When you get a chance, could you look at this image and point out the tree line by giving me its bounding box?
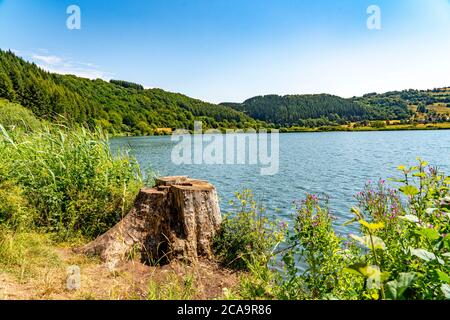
[2,49,447,133]
[0,50,259,135]
[223,93,412,127]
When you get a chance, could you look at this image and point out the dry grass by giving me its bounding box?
[0,231,239,300]
[427,103,450,115]
[409,103,450,118]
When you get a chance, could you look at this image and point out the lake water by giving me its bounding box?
[110,130,450,234]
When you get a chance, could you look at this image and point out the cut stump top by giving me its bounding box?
[153,176,216,191]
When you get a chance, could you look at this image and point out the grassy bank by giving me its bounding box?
[1,100,449,300]
[0,101,238,300]
[280,122,450,133]
[108,121,450,137]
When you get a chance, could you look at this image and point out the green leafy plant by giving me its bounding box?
[0,123,143,239]
[213,190,284,271]
[227,159,449,300]
[279,195,364,300]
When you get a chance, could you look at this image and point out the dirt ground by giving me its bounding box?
[0,248,239,300]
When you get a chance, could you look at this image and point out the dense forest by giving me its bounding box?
[1,49,449,133]
[222,93,413,127]
[0,50,259,135]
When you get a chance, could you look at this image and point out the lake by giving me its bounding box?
[110,130,450,234]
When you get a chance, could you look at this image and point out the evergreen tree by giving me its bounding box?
[0,70,15,101]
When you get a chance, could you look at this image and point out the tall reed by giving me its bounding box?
[0,123,143,239]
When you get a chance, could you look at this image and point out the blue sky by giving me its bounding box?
[0,0,449,103]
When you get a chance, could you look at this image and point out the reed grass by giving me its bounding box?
[0,115,143,239]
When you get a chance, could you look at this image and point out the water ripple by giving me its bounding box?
[111,131,450,233]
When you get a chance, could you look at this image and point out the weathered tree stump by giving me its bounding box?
[77,176,222,269]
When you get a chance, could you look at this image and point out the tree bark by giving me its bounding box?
[76,176,222,269]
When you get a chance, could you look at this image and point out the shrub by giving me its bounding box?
[0,124,143,239]
[279,195,364,299]
[0,181,36,229]
[213,190,284,271]
[226,159,450,300]
[371,121,387,128]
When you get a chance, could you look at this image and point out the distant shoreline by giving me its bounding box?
[280,123,450,133]
[109,122,450,138]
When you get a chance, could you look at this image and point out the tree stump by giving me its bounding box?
[77,176,222,269]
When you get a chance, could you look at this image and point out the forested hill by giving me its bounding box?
[222,93,412,127]
[354,88,450,118]
[1,49,447,133]
[0,50,259,135]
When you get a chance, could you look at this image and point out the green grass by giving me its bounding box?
[0,103,144,240]
[0,228,62,281]
[147,274,196,300]
[0,99,43,132]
